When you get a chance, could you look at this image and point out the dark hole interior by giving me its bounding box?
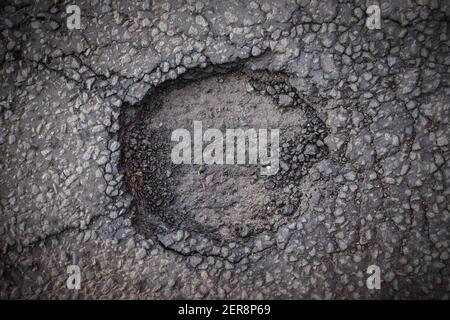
[119,68,329,255]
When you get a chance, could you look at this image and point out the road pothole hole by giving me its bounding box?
[119,67,329,261]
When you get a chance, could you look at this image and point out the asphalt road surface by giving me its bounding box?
[0,0,449,299]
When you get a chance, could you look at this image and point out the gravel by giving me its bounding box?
[0,0,448,300]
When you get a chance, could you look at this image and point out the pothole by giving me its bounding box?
[119,68,329,262]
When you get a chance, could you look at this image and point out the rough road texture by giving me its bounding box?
[0,0,449,299]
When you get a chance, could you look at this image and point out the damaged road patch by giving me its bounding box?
[120,69,329,262]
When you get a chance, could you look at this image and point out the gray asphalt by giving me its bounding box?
[0,0,449,299]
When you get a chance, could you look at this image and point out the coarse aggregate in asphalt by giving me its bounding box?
[0,0,449,299]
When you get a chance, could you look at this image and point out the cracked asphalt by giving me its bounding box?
[0,0,449,299]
